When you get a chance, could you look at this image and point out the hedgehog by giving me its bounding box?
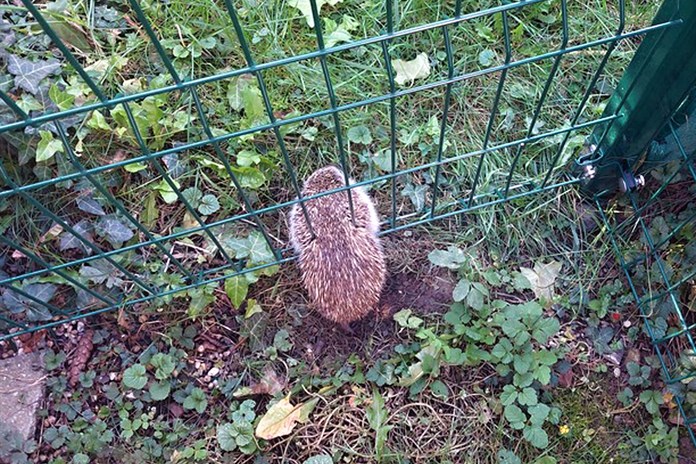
[288,165,387,333]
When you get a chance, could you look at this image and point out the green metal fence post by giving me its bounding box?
[582,0,696,197]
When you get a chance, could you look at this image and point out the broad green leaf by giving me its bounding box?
[236,149,261,167]
[513,353,532,374]
[532,317,560,344]
[153,179,180,204]
[500,385,518,406]
[149,381,171,401]
[124,162,147,173]
[288,0,343,28]
[428,246,467,269]
[183,387,208,413]
[498,449,522,464]
[523,426,549,448]
[150,353,176,380]
[36,130,64,162]
[392,52,431,86]
[255,396,305,440]
[231,166,266,189]
[347,125,372,145]
[217,423,238,451]
[198,194,220,215]
[122,364,147,390]
[182,187,203,207]
[503,404,526,429]
[528,403,550,426]
[517,387,538,406]
[452,278,471,302]
[393,309,423,329]
[225,275,249,309]
[430,380,449,399]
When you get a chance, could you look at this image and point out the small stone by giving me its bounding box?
[207,367,220,378]
[623,320,631,328]
[613,367,621,378]
[0,351,46,441]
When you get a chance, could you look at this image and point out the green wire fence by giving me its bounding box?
[591,0,696,446]
[0,5,693,427]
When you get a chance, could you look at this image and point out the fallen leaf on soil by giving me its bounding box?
[519,261,562,301]
[234,366,286,398]
[255,395,310,440]
[392,53,431,87]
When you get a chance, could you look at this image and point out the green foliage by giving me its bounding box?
[183,388,208,414]
[122,364,147,390]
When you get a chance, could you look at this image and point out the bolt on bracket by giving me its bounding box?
[618,170,645,193]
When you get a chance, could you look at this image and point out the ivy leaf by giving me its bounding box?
[288,0,343,28]
[401,183,427,210]
[122,364,148,390]
[36,130,64,162]
[59,219,93,253]
[95,215,134,247]
[198,194,220,215]
[255,395,306,440]
[347,125,372,145]
[246,231,275,265]
[391,53,431,86]
[49,84,75,111]
[86,110,111,131]
[2,283,56,321]
[523,426,549,448]
[149,381,171,401]
[225,275,249,309]
[183,387,208,413]
[7,55,61,94]
[76,195,106,216]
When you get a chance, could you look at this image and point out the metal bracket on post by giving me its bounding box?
[618,170,645,193]
[581,0,696,198]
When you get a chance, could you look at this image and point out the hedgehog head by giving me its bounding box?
[302,165,347,195]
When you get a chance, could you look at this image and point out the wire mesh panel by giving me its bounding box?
[598,104,696,445]
[0,0,680,339]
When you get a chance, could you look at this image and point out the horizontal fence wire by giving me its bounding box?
[0,0,680,339]
[598,110,696,441]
